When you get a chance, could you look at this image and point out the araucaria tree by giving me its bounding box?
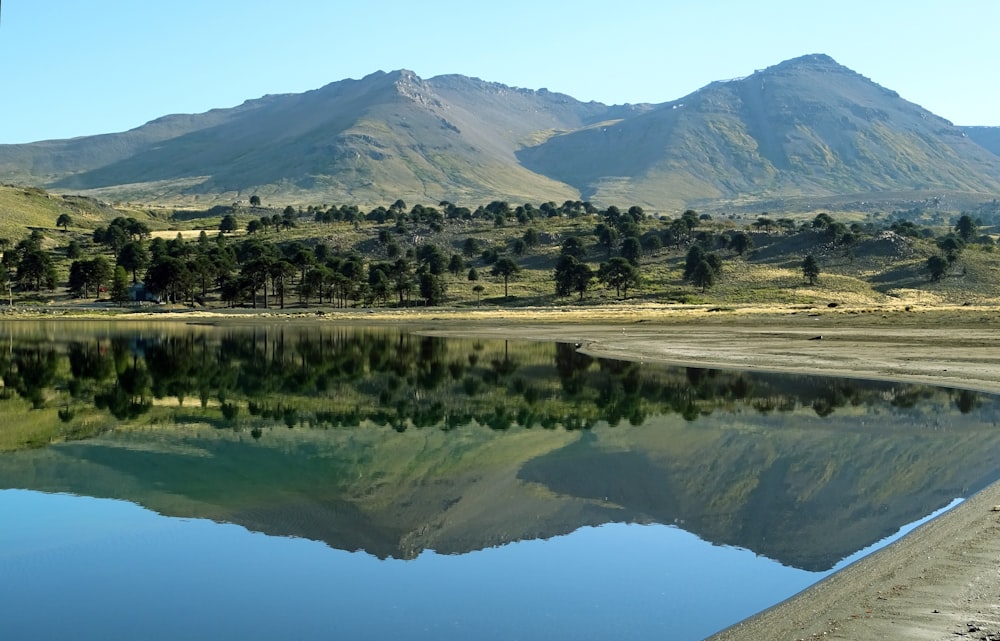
[728,231,753,256]
[926,255,948,282]
[491,257,520,298]
[554,255,594,301]
[598,257,640,299]
[691,260,715,293]
[683,245,706,281]
[802,255,820,285]
[954,215,977,242]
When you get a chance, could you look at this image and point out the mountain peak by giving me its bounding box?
[785,53,839,66]
[761,53,847,75]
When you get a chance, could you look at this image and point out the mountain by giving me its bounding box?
[964,126,1000,157]
[518,54,1000,208]
[0,70,639,206]
[1,55,999,209]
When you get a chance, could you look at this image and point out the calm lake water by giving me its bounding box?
[1,321,998,641]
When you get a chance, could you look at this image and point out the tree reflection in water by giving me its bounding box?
[0,322,998,573]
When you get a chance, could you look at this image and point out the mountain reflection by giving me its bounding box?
[0,321,999,571]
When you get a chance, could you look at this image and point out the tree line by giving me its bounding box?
[0,200,993,308]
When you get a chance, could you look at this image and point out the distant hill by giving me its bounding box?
[964,126,1000,157]
[1,55,999,210]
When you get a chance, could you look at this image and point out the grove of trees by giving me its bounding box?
[0,199,991,311]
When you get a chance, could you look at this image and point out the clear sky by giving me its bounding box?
[0,0,996,144]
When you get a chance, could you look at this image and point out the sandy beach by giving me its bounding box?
[8,304,1000,639]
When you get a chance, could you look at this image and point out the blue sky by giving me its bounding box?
[0,0,996,144]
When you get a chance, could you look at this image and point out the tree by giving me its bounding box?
[16,247,57,291]
[812,213,834,229]
[89,256,111,299]
[0,268,9,305]
[462,237,481,258]
[389,258,414,305]
[728,232,753,256]
[95,223,129,257]
[955,215,977,242]
[937,235,964,264]
[705,252,723,276]
[146,256,190,304]
[68,261,92,298]
[110,266,130,306]
[220,214,239,234]
[282,207,297,230]
[754,216,773,233]
[419,271,446,306]
[480,247,499,265]
[595,223,619,258]
[249,195,261,207]
[598,257,640,298]
[288,244,316,283]
[472,284,485,307]
[117,241,150,283]
[620,236,642,266]
[491,257,520,298]
[265,260,293,309]
[554,255,593,300]
[683,245,705,281]
[415,244,447,276]
[926,255,949,282]
[560,236,587,260]
[691,260,715,293]
[56,213,73,231]
[802,255,820,285]
[681,209,700,232]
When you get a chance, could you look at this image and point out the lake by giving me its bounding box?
[0,321,998,641]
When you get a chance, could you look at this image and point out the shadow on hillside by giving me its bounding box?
[868,264,928,291]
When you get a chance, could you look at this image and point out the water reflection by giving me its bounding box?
[0,322,988,434]
[0,321,999,639]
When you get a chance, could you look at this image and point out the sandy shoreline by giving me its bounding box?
[5,305,1000,639]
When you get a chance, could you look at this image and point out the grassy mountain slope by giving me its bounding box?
[6,71,621,206]
[1,55,998,210]
[0,184,159,240]
[517,54,1000,209]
